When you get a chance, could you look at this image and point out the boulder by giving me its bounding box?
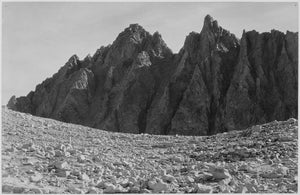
[209,166,232,180]
[53,161,69,170]
[12,187,26,193]
[195,183,213,193]
[30,173,43,182]
[77,155,86,163]
[68,186,83,194]
[56,170,70,177]
[2,184,14,193]
[148,179,169,193]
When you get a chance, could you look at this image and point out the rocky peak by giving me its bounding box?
[148,31,173,58]
[183,31,201,53]
[114,23,150,46]
[67,54,79,65]
[200,15,239,51]
[152,31,165,46]
[7,95,17,110]
[127,23,145,33]
[84,54,92,61]
[201,14,220,34]
[153,31,162,39]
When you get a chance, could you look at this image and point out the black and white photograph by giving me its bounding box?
[1,1,298,194]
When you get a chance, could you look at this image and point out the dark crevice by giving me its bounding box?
[114,110,120,132]
[207,97,217,135]
[162,59,197,135]
[138,88,157,134]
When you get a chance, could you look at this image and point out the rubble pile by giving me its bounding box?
[2,109,298,193]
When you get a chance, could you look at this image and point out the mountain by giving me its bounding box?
[7,15,298,136]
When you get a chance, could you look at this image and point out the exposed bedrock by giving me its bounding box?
[8,15,298,135]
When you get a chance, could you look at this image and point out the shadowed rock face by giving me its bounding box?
[8,15,298,135]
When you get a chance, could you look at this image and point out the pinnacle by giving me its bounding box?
[202,14,219,33]
[115,23,150,43]
[67,54,79,63]
[126,23,146,34]
[204,14,214,24]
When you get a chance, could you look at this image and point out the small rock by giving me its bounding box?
[56,170,70,177]
[68,149,77,155]
[53,161,69,170]
[37,149,46,156]
[78,172,90,181]
[209,166,231,180]
[6,147,15,153]
[71,170,81,176]
[77,155,86,163]
[277,166,289,176]
[30,173,43,182]
[269,120,279,125]
[2,184,14,192]
[78,148,86,153]
[87,187,99,194]
[162,174,176,183]
[186,176,195,183]
[235,185,248,193]
[22,157,35,165]
[96,180,106,189]
[22,142,34,149]
[41,189,50,194]
[45,146,54,152]
[67,174,78,180]
[252,125,262,131]
[26,169,35,175]
[92,156,101,162]
[114,184,126,193]
[65,143,73,150]
[247,183,259,193]
[129,185,140,193]
[148,179,169,193]
[287,118,297,123]
[63,151,70,157]
[47,150,55,157]
[260,172,281,179]
[56,144,66,152]
[172,156,183,163]
[218,180,234,192]
[202,172,214,180]
[54,150,64,157]
[103,183,116,193]
[13,186,26,193]
[29,188,43,194]
[140,188,151,193]
[195,183,213,193]
[278,136,294,142]
[68,186,83,194]
[28,145,37,152]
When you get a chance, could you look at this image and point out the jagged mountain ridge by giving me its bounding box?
[8,15,298,135]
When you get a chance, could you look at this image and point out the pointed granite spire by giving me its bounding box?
[201,14,220,34]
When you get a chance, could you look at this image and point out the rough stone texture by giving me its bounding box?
[7,15,298,135]
[2,109,298,193]
[224,29,298,131]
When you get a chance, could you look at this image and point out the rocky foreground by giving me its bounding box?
[2,108,298,193]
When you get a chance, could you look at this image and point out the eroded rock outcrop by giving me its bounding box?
[8,15,298,135]
[224,30,298,131]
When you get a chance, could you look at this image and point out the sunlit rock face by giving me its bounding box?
[8,15,298,135]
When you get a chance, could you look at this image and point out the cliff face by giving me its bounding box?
[224,30,298,131]
[8,15,298,135]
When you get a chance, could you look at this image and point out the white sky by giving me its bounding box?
[1,2,298,105]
